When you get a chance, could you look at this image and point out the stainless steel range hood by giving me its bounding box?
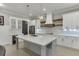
[45,13,53,24]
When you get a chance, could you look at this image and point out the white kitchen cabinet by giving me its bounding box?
[18,20,22,30]
[10,17,22,35]
[17,20,22,34]
[11,19,16,30]
[63,36,73,47]
[56,35,63,46]
[57,36,72,47]
[57,35,79,49]
[71,37,79,49]
[60,36,66,46]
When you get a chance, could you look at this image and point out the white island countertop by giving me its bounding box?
[16,35,56,46]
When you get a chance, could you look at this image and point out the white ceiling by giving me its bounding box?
[0,3,79,18]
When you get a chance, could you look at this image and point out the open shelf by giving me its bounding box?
[40,18,63,27]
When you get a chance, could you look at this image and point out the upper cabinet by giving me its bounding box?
[63,11,79,30]
[53,18,63,26]
[11,18,16,30]
[18,20,22,30]
[10,17,22,34]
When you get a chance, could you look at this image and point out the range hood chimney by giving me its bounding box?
[45,13,53,24]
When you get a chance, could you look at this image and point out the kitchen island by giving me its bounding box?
[16,34,56,56]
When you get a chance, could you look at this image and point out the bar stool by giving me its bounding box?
[0,45,6,56]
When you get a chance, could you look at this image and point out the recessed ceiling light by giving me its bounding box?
[43,8,46,11]
[0,3,4,6]
[26,5,30,7]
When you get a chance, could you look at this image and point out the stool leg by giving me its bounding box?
[16,38,19,49]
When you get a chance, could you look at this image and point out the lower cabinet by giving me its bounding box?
[57,35,79,49]
[72,37,79,49]
[23,40,53,56]
[56,36,62,46]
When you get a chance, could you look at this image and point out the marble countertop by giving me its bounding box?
[53,29,79,37]
[16,34,56,46]
[55,33,79,37]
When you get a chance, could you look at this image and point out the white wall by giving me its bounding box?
[0,12,24,45]
[54,14,62,20]
[0,13,11,45]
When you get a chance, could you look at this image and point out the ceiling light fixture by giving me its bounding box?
[26,5,30,7]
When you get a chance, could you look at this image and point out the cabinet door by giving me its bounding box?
[72,37,79,49]
[56,36,70,46]
[11,19,16,30]
[57,35,63,46]
[18,20,22,30]
[57,36,73,48]
[17,20,22,34]
[57,36,74,48]
[63,36,73,48]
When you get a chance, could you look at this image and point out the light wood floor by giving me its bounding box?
[4,43,79,56]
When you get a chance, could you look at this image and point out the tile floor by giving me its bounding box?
[4,43,79,56]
